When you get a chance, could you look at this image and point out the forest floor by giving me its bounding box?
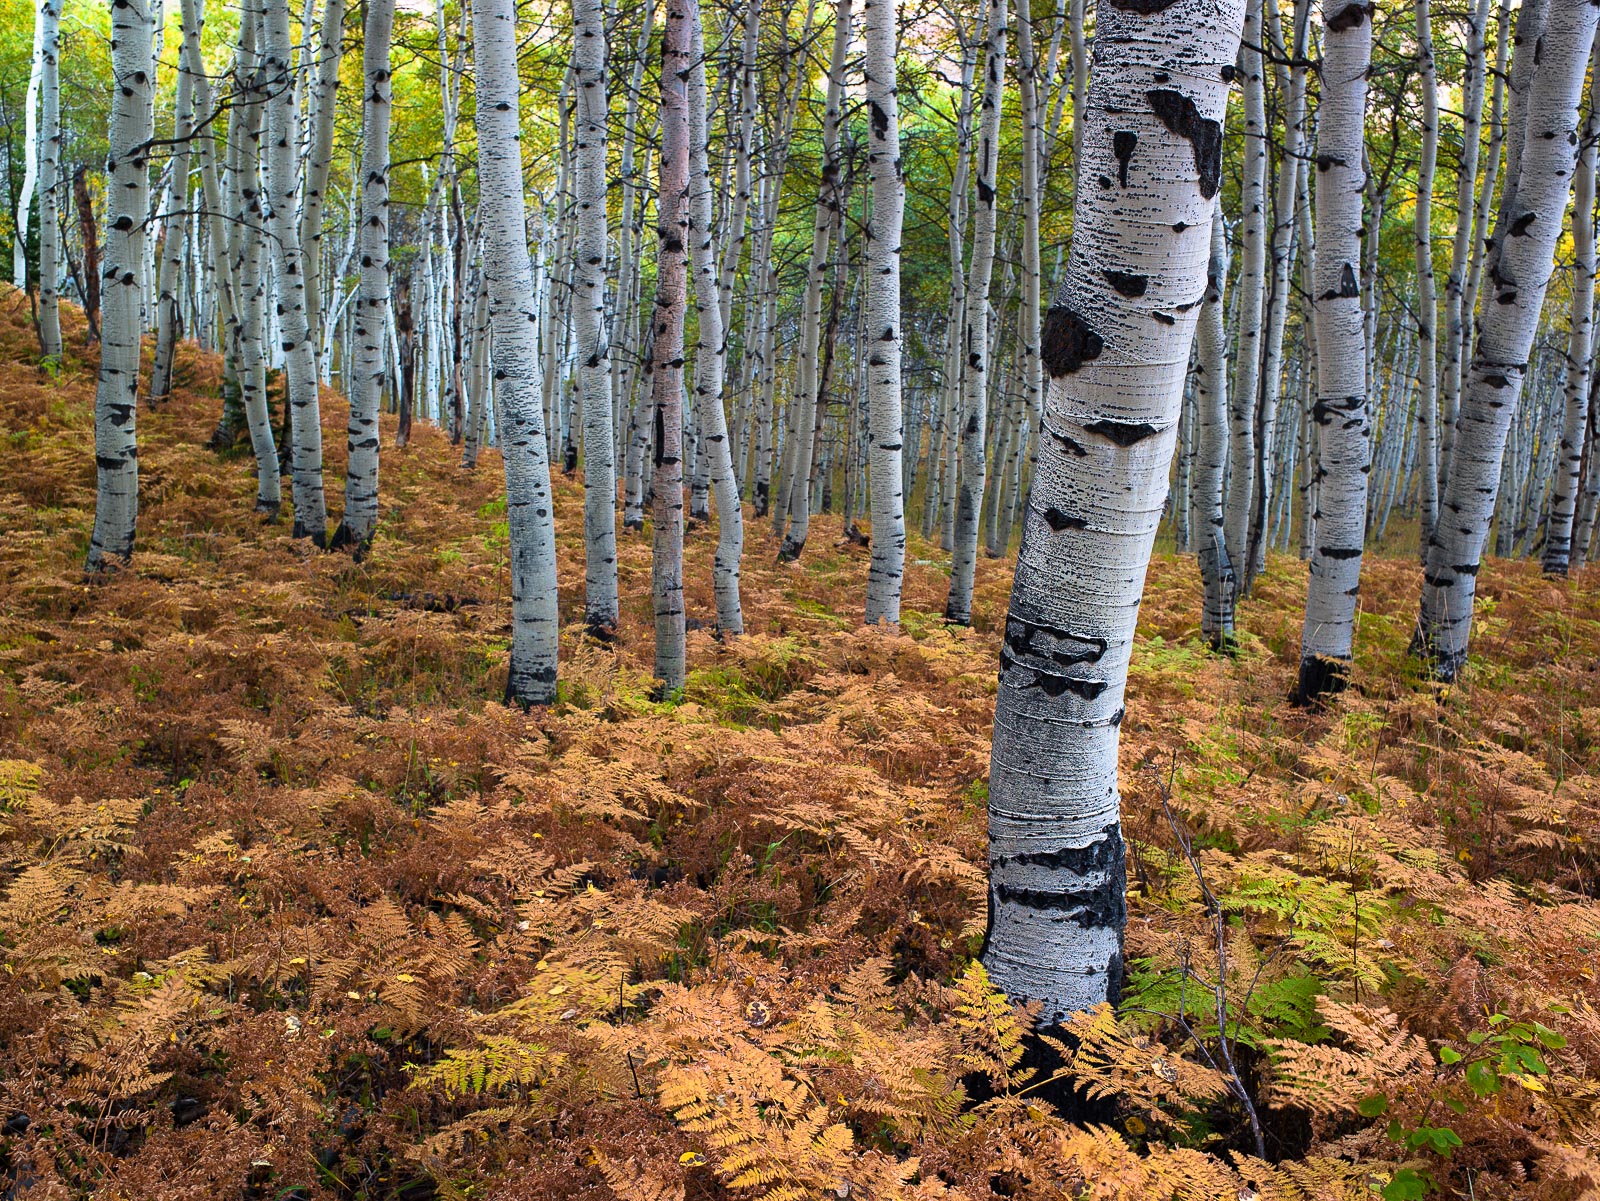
[1,287,1599,1200]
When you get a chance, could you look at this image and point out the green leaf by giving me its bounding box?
[1437,1046,1462,1065]
[1381,1168,1429,1201]
[1358,1093,1389,1117]
[1465,1059,1500,1097]
[1466,1031,1489,1046]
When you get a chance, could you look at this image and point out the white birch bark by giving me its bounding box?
[330,0,393,553]
[652,0,693,691]
[862,0,906,625]
[262,0,328,543]
[35,0,62,361]
[1415,0,1598,679]
[570,0,621,631]
[472,0,562,705]
[983,0,1242,1020]
[776,0,851,559]
[1292,0,1372,705]
[150,46,194,405]
[87,0,155,571]
[687,0,744,635]
[1222,0,1266,581]
[945,0,1007,625]
[1542,30,1600,577]
[1411,0,1439,549]
[13,1,45,289]
[299,0,345,363]
[1193,204,1234,645]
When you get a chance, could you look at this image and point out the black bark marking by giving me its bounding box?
[1318,546,1363,560]
[1084,418,1160,446]
[1048,427,1089,456]
[1102,269,1148,297]
[1041,306,1103,377]
[1146,89,1223,199]
[1509,212,1536,237]
[1112,131,1137,186]
[1326,1,1372,30]
[1043,507,1089,531]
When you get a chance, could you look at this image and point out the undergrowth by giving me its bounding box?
[1,289,1599,1199]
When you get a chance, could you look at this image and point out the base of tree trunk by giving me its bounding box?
[777,534,806,563]
[291,518,329,549]
[328,521,371,561]
[1290,654,1350,708]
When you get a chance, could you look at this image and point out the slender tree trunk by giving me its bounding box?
[299,0,345,366]
[262,0,328,544]
[14,0,44,289]
[150,49,194,405]
[652,0,693,691]
[862,0,906,624]
[1414,0,1597,679]
[983,0,1243,1021]
[1291,0,1373,706]
[1410,0,1440,552]
[86,0,155,571]
[330,0,393,553]
[1542,30,1600,577]
[945,0,1008,625]
[35,0,62,360]
[472,0,562,706]
[687,0,744,634]
[1193,205,1235,647]
[570,0,621,631]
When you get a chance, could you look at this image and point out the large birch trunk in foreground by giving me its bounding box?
[86,0,155,571]
[330,0,394,554]
[1292,0,1373,706]
[651,0,692,691]
[1415,0,1598,679]
[472,0,562,706]
[862,0,906,625]
[982,0,1242,1021]
[262,0,328,544]
[571,0,620,631]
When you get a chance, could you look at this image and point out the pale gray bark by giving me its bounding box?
[472,0,562,705]
[299,0,345,363]
[1413,0,1439,547]
[1292,0,1372,706]
[35,0,61,360]
[330,0,393,553]
[1193,206,1234,646]
[687,0,744,634]
[862,0,906,625]
[945,0,1007,625]
[571,0,620,630]
[1415,0,1597,679]
[262,0,328,543]
[150,46,194,405]
[14,1,44,289]
[87,0,155,571]
[983,0,1242,1021]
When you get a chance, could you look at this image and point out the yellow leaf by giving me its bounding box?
[679,1151,707,1167]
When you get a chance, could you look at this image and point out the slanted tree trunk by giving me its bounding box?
[149,48,194,405]
[472,0,562,706]
[1414,0,1597,678]
[570,0,621,632]
[1542,31,1600,577]
[982,0,1243,1021]
[651,0,693,691]
[86,0,155,571]
[862,0,906,625]
[1223,0,1267,589]
[299,0,345,367]
[945,0,1008,625]
[1291,0,1374,706]
[261,0,328,544]
[330,0,393,554]
[1193,205,1234,647]
[35,0,61,361]
[686,0,744,634]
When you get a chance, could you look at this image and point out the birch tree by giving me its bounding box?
[652,0,693,691]
[35,0,62,362]
[1193,206,1233,646]
[1415,0,1598,678]
[330,0,394,554]
[472,0,562,705]
[86,0,155,571]
[862,0,906,625]
[261,0,328,544]
[944,0,1007,626]
[571,0,621,632]
[1292,0,1373,706]
[982,0,1243,1020]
